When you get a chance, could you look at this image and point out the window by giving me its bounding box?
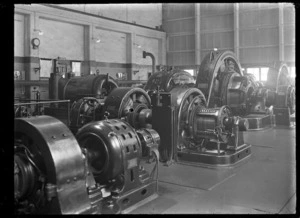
[247,68,260,81]
[184,69,194,76]
[246,67,269,82]
[71,62,81,77]
[260,68,269,81]
[290,67,295,78]
[40,59,53,78]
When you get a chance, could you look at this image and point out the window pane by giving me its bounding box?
[40,59,53,78]
[247,68,259,81]
[72,62,81,76]
[184,69,194,76]
[261,67,269,81]
[290,67,295,78]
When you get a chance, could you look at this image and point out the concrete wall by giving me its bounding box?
[94,28,127,63]
[14,13,25,57]
[14,4,165,74]
[14,4,166,99]
[59,4,162,29]
[39,18,85,60]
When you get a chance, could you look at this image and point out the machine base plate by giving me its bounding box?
[177,144,252,168]
[101,181,158,214]
[244,114,274,131]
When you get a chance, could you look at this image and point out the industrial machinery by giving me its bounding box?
[103,87,152,129]
[265,62,294,90]
[273,85,295,126]
[195,50,277,130]
[61,86,152,134]
[49,73,118,102]
[69,97,103,134]
[148,86,250,167]
[77,119,159,214]
[14,115,100,214]
[265,63,295,126]
[144,69,195,92]
[45,69,118,125]
[14,115,160,214]
[14,105,31,118]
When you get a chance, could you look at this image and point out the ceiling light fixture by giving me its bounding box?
[34,29,44,36]
[134,43,142,48]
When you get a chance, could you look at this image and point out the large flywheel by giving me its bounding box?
[196,50,243,108]
[103,87,151,119]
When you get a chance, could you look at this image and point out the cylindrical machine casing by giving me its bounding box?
[57,74,118,102]
[49,73,60,100]
[76,119,142,183]
[144,70,195,92]
[14,116,93,214]
[191,106,231,142]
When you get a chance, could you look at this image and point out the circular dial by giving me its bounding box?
[31,38,40,48]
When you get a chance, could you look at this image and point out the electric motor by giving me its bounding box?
[76,119,160,186]
[189,106,248,144]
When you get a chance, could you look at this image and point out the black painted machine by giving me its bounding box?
[44,58,118,126]
[195,50,276,130]
[68,87,152,134]
[14,115,159,214]
[147,86,251,167]
[144,68,195,92]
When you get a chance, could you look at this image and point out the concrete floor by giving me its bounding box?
[130,126,296,214]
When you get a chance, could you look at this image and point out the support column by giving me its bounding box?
[279,3,284,62]
[158,36,166,66]
[126,32,135,80]
[82,25,92,76]
[195,3,201,67]
[234,3,240,60]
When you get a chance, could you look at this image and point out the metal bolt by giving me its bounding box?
[73,177,77,181]
[62,133,67,137]
[52,136,56,139]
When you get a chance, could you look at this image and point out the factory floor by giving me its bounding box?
[131,125,296,214]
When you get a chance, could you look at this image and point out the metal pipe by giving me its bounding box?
[14,100,70,106]
[143,51,156,74]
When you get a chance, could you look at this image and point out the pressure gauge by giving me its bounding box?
[31,38,40,49]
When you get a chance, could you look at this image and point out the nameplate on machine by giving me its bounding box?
[127,158,138,169]
[198,109,216,113]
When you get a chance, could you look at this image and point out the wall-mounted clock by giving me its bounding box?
[31,38,40,49]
